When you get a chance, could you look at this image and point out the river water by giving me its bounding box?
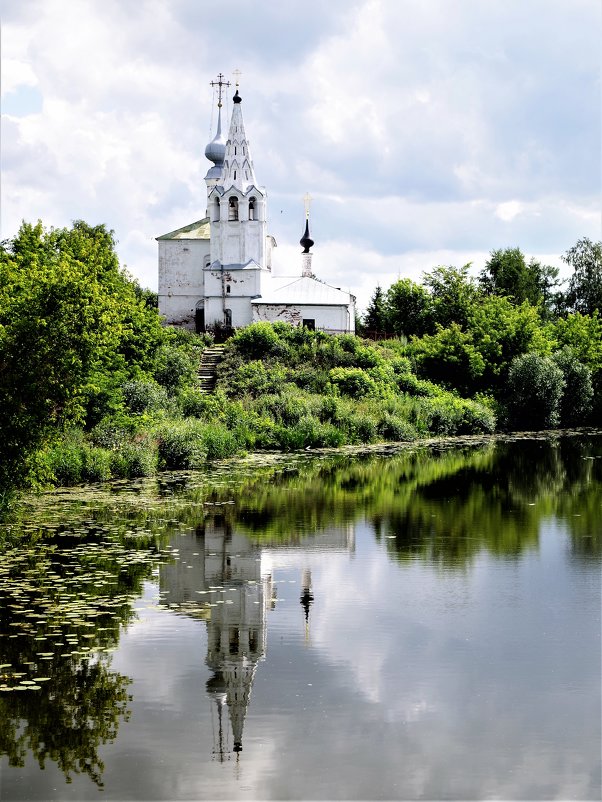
[0,433,600,800]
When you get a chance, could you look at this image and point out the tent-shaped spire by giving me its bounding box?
[221,89,258,192]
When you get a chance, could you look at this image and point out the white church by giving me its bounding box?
[157,75,356,334]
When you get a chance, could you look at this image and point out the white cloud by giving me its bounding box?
[1,0,599,307]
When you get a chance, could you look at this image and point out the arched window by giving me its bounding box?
[224,308,232,327]
[228,197,238,221]
[213,196,220,222]
[248,197,256,220]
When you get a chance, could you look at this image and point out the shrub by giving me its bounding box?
[328,367,379,399]
[46,441,84,485]
[505,352,565,430]
[232,322,281,358]
[458,399,496,434]
[377,414,418,442]
[81,446,112,483]
[110,439,158,478]
[275,416,346,450]
[122,380,169,413]
[552,347,594,426]
[178,387,221,419]
[201,423,240,460]
[346,412,378,443]
[153,344,197,392]
[157,421,208,469]
[396,372,441,397]
[90,417,135,449]
[228,361,287,397]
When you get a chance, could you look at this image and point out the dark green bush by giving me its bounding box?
[552,347,594,426]
[153,344,197,392]
[122,380,169,413]
[505,352,565,430]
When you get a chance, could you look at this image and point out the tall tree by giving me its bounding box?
[0,220,165,493]
[562,237,602,316]
[479,247,561,316]
[363,285,388,335]
[422,264,480,329]
[385,278,434,338]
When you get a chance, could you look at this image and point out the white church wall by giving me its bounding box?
[158,239,208,325]
[252,303,354,334]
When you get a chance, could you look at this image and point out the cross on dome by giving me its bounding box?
[210,73,231,109]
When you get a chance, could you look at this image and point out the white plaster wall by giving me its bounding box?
[159,295,201,328]
[158,239,208,325]
[210,191,267,268]
[252,304,354,333]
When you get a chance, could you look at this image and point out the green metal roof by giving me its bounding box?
[156,217,210,241]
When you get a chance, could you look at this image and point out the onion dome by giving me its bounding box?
[233,89,242,104]
[300,219,314,253]
[205,106,226,166]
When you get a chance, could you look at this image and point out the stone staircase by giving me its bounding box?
[198,345,225,393]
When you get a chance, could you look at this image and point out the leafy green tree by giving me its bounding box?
[385,278,434,337]
[505,352,565,430]
[551,311,602,369]
[562,237,602,315]
[422,264,480,329]
[479,247,561,315]
[363,285,388,335]
[407,324,485,395]
[0,220,165,492]
[467,296,550,391]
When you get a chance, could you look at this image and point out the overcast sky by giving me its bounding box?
[2,0,600,310]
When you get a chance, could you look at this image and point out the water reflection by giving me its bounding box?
[159,514,355,759]
[0,432,600,798]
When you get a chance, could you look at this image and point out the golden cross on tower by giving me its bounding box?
[232,68,242,87]
[303,192,313,219]
[210,73,231,108]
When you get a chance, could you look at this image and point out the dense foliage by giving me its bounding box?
[1,222,600,501]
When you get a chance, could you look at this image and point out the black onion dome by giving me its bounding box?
[233,90,242,104]
[300,219,314,253]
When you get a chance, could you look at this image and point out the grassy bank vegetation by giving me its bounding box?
[1,221,601,501]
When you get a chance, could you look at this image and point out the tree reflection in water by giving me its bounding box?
[0,431,599,785]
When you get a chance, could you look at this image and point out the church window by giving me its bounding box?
[233,170,237,180]
[226,285,231,294]
[213,196,220,222]
[224,308,232,327]
[228,197,238,221]
[234,146,237,155]
[248,197,256,220]
[303,319,316,331]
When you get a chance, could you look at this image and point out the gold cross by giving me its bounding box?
[303,192,313,219]
[210,73,231,107]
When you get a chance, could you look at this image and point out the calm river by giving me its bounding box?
[0,433,600,800]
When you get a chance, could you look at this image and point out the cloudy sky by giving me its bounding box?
[2,0,600,310]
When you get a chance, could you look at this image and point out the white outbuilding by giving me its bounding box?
[157,75,355,334]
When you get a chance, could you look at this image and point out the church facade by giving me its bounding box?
[157,77,355,334]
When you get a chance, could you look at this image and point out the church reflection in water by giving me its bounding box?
[159,513,355,761]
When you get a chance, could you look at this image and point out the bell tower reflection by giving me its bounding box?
[160,516,355,759]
